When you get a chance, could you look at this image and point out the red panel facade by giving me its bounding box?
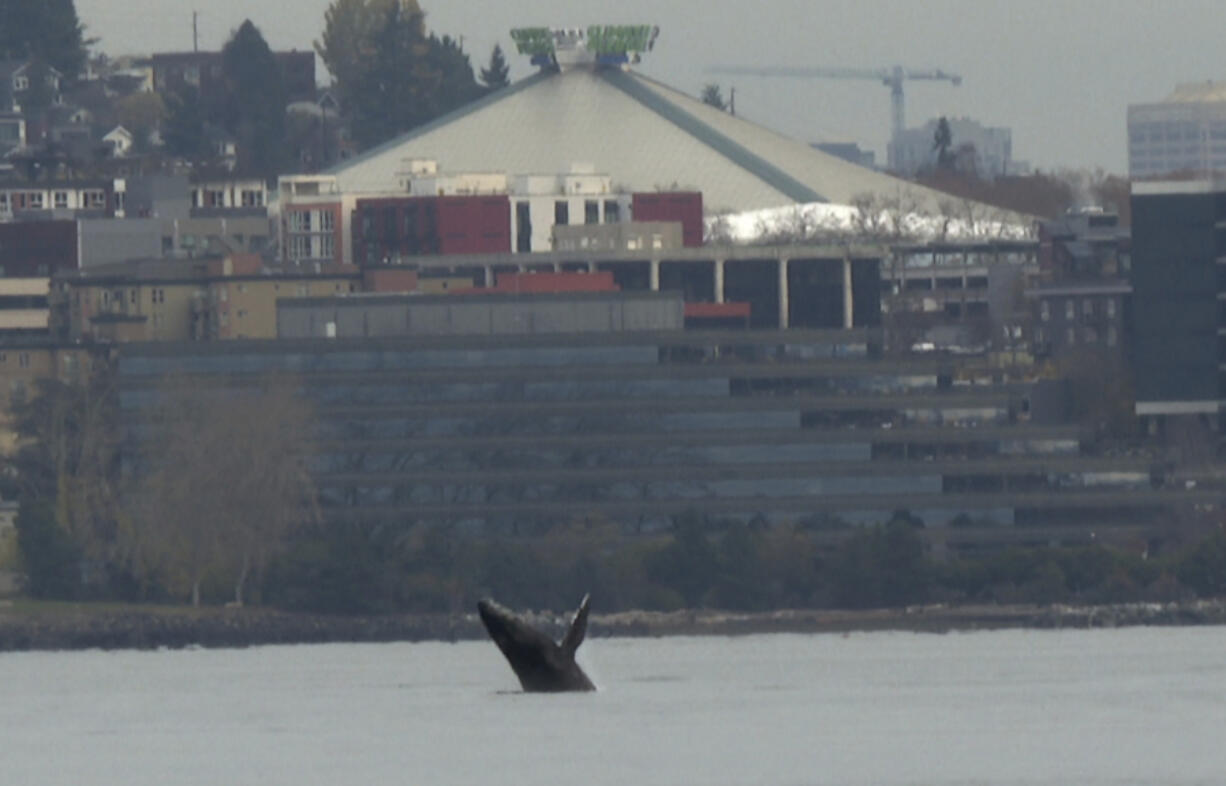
[631,192,704,247]
[353,195,511,265]
[436,196,511,255]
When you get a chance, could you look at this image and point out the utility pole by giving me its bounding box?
[729,86,735,117]
[193,11,199,53]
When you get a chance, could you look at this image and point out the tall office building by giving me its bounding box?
[1130,178,1226,426]
[1128,82,1226,178]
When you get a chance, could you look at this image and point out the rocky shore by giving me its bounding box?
[2,599,1226,653]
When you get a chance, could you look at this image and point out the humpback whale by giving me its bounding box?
[477,593,596,692]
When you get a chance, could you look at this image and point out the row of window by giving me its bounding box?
[1038,297,1118,322]
[191,189,267,209]
[1036,325,1118,347]
[0,190,106,210]
[553,199,622,226]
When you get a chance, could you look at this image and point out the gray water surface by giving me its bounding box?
[3,627,1225,785]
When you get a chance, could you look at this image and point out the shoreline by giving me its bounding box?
[2,599,1225,652]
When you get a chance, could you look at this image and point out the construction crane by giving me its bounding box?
[705,64,962,170]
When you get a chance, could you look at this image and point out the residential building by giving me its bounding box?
[102,126,134,158]
[148,50,317,105]
[278,174,348,265]
[0,60,63,113]
[0,220,78,339]
[0,179,116,220]
[0,111,24,156]
[50,253,361,343]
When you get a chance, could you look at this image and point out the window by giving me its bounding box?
[320,235,335,259]
[240,189,264,207]
[1084,326,1098,344]
[0,193,7,210]
[152,288,165,304]
[14,75,28,91]
[1064,299,1074,320]
[18,352,29,369]
[1065,327,1076,346]
[319,211,334,232]
[554,201,569,225]
[604,200,620,223]
[1106,298,1116,318]
[114,192,125,212]
[289,210,312,232]
[584,200,599,225]
[130,289,138,304]
[289,235,311,259]
[1082,299,1093,317]
[515,201,532,253]
[1039,300,1050,322]
[54,191,68,209]
[28,192,43,209]
[85,190,105,209]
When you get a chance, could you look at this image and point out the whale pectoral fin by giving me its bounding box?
[560,593,590,657]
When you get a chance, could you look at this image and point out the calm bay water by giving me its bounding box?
[3,626,1225,785]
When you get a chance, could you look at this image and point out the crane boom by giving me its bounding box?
[705,63,962,170]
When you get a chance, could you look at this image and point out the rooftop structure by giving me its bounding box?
[325,47,994,218]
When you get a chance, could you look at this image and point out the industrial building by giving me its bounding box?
[113,314,1205,553]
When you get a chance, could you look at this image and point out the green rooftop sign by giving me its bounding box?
[510,25,659,61]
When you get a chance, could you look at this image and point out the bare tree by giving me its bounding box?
[128,374,318,606]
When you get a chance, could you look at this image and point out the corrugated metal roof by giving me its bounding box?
[329,66,968,215]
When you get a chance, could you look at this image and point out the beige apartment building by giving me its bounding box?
[50,254,363,343]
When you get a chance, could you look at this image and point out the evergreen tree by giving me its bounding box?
[479,43,510,91]
[0,0,88,77]
[700,83,727,111]
[162,85,211,162]
[315,0,482,150]
[933,116,955,170]
[221,20,288,178]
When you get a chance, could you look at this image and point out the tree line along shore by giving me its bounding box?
[3,599,1226,653]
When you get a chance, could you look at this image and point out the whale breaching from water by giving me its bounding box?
[477,593,596,693]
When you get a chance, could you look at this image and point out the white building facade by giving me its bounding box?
[1128,83,1226,178]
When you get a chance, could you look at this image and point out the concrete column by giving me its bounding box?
[714,259,725,303]
[842,257,855,329]
[649,259,660,291]
[482,265,493,287]
[778,257,789,329]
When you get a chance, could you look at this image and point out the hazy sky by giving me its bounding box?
[74,0,1226,174]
